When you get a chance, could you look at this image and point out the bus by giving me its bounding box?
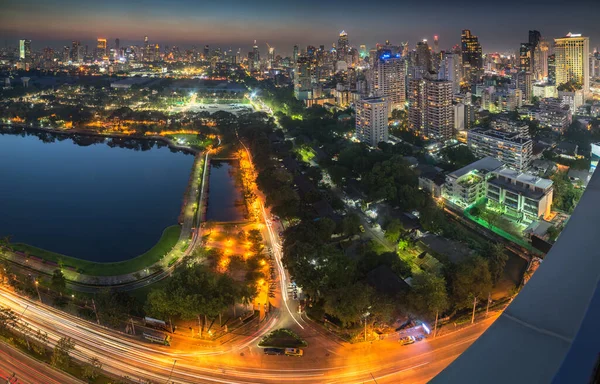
[143,330,171,346]
[144,316,170,332]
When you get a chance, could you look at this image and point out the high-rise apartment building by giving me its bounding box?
[439,52,461,94]
[425,79,454,140]
[355,97,390,146]
[19,39,31,61]
[461,30,483,83]
[514,71,533,103]
[408,76,454,141]
[548,54,556,84]
[554,33,590,93]
[408,78,427,135]
[372,52,406,112]
[467,128,533,171]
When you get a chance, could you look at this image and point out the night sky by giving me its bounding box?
[3,0,599,55]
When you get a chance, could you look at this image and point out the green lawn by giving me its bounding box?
[10,225,182,276]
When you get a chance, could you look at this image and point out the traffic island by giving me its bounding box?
[258,328,307,348]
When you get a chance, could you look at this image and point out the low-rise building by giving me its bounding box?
[487,166,553,223]
[442,157,503,209]
[558,89,584,114]
[417,164,445,198]
[467,128,533,171]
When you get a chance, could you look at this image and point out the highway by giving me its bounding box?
[0,341,82,384]
[0,285,498,383]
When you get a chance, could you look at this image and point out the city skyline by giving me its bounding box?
[3,0,600,55]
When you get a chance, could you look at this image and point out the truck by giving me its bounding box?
[144,316,170,332]
[143,330,171,346]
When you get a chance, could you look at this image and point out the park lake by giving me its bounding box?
[0,130,194,262]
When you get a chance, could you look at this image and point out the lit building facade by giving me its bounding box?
[372,52,406,112]
[467,128,533,171]
[355,97,389,146]
[554,33,590,93]
[487,166,553,223]
[461,29,483,83]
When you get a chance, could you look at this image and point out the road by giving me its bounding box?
[0,285,498,384]
[0,341,82,384]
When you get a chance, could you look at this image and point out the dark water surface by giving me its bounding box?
[205,160,246,222]
[0,132,194,262]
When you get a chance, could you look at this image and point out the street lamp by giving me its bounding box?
[34,280,42,302]
[166,359,177,383]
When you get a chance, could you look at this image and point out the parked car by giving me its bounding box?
[263,348,285,355]
[359,225,365,233]
[285,348,304,357]
[398,336,416,346]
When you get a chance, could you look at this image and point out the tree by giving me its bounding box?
[485,243,509,284]
[50,269,67,295]
[441,146,477,169]
[384,218,403,243]
[82,357,103,382]
[323,282,373,326]
[481,210,501,231]
[51,336,76,369]
[410,272,449,334]
[341,213,361,237]
[451,255,493,310]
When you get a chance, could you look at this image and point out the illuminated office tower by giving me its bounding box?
[96,38,107,60]
[70,40,81,62]
[433,35,439,53]
[355,97,389,146]
[115,38,120,59]
[372,51,406,112]
[415,39,432,71]
[337,31,349,62]
[252,40,260,70]
[19,39,31,61]
[461,29,483,83]
[554,33,590,92]
[408,78,427,135]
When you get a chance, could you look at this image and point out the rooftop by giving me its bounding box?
[493,166,553,190]
[448,156,503,180]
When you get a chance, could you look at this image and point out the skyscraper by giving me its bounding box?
[408,78,427,135]
[96,38,107,60]
[433,35,439,53]
[461,30,483,83]
[519,42,532,72]
[293,45,299,64]
[355,97,390,146]
[415,40,432,72]
[19,39,31,61]
[337,31,349,62]
[252,40,260,70]
[115,38,120,59]
[548,54,556,84]
[70,40,81,63]
[554,33,590,93]
[372,51,406,112]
